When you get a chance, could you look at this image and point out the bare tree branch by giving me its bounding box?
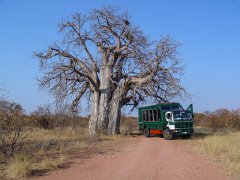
[35,6,188,135]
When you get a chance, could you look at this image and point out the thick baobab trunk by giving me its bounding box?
[89,91,99,135]
[97,66,112,132]
[108,84,125,135]
[89,79,126,135]
[108,100,122,135]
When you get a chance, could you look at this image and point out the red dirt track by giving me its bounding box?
[34,136,236,180]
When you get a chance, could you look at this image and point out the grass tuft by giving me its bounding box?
[38,155,68,170]
[6,154,32,179]
[199,131,240,176]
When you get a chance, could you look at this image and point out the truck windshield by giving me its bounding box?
[173,112,192,121]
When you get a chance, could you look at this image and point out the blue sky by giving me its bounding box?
[0,0,240,114]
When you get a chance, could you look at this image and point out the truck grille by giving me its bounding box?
[174,121,194,134]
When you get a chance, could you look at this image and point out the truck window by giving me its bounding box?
[158,109,161,121]
[161,106,170,111]
[146,110,149,121]
[149,110,153,121]
[153,109,158,121]
[143,110,146,121]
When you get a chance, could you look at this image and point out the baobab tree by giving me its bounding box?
[35,6,186,135]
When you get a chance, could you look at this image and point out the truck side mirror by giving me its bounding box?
[165,112,173,122]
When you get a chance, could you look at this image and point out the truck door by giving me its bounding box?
[187,104,193,116]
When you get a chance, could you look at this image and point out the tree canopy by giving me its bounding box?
[35,6,187,135]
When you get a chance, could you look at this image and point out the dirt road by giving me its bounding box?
[34,136,236,180]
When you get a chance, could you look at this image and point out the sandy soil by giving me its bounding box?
[33,136,237,180]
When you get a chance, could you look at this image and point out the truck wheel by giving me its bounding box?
[144,127,150,138]
[163,129,173,140]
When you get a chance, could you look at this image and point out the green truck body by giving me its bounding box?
[138,103,194,140]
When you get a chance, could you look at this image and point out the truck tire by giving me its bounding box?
[163,129,173,140]
[144,127,150,138]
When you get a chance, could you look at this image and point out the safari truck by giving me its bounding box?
[138,103,194,140]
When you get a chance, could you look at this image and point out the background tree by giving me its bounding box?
[30,103,77,129]
[35,6,187,135]
[31,104,52,129]
[0,99,29,157]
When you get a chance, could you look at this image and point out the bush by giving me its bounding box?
[120,116,138,135]
[30,104,52,129]
[194,108,240,132]
[29,104,88,129]
[0,100,29,157]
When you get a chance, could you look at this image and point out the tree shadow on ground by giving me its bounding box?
[30,162,71,177]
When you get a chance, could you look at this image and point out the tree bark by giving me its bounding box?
[97,66,112,132]
[90,78,126,135]
[108,98,122,135]
[89,91,99,134]
[108,84,125,135]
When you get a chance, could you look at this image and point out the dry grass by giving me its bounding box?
[6,154,32,179]
[120,116,138,135]
[198,131,240,177]
[5,154,69,179]
[37,155,68,170]
[0,126,131,179]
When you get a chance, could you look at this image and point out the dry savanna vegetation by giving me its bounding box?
[1,4,239,180]
[0,99,137,179]
[193,109,240,177]
[1,99,240,179]
[198,131,240,176]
